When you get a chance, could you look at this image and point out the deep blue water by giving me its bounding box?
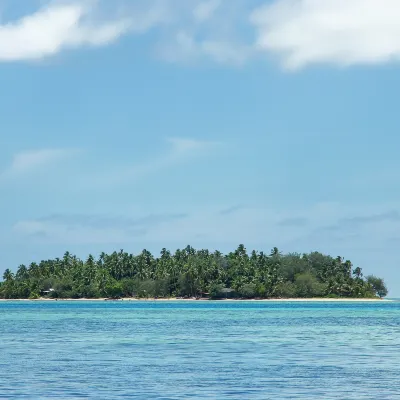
[1,300,400,399]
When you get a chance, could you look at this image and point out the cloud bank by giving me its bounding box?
[1,0,400,69]
[13,212,188,244]
[251,0,400,70]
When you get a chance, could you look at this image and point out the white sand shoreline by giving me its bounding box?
[0,297,393,302]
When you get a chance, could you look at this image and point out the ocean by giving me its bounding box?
[0,300,399,399]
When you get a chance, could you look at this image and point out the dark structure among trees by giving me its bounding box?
[0,245,388,299]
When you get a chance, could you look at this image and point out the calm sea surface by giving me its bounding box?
[1,301,399,399]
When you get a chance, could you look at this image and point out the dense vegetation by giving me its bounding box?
[0,245,388,299]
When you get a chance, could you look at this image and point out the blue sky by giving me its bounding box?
[1,0,400,295]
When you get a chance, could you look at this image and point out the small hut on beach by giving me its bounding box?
[41,288,55,296]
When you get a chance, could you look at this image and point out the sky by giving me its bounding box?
[1,0,400,295]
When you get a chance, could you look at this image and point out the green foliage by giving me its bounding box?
[154,279,170,298]
[239,283,257,299]
[178,271,201,298]
[366,275,388,298]
[294,273,326,297]
[52,279,74,298]
[209,283,225,299]
[0,246,388,299]
[120,279,138,297]
[78,283,100,299]
[256,283,267,298]
[278,253,308,282]
[137,280,156,298]
[104,281,123,299]
[274,281,297,298]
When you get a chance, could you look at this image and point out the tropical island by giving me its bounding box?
[0,245,388,300]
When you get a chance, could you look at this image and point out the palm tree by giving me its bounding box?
[16,265,28,280]
[3,269,14,282]
[270,247,281,257]
[353,266,363,279]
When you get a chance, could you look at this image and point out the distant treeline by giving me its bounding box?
[0,245,388,299]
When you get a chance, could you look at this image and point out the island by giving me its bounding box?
[0,245,388,300]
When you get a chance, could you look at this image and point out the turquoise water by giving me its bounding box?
[1,301,400,399]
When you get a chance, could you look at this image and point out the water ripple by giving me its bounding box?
[0,301,400,399]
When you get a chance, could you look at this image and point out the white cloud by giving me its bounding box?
[0,148,79,179]
[251,0,400,70]
[0,0,252,65]
[2,0,399,69]
[0,1,135,61]
[0,0,173,62]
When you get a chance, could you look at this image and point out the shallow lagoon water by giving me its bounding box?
[1,301,399,399]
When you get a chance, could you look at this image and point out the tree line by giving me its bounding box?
[0,245,388,299]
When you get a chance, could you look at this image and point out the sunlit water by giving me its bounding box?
[1,301,400,399]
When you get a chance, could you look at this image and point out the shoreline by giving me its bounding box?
[0,297,393,302]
